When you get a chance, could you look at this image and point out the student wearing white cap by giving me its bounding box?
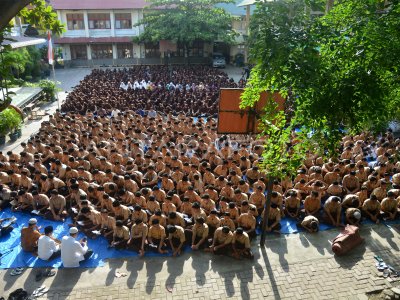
[21,218,41,252]
[61,227,93,267]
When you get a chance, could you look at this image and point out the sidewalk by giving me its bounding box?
[0,67,91,153]
[1,223,400,299]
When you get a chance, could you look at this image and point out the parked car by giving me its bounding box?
[212,53,226,68]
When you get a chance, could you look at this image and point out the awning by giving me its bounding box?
[2,36,46,49]
[49,0,148,10]
[54,37,133,44]
[237,0,274,7]
[237,0,257,7]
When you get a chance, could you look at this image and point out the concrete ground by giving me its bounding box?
[1,66,398,300]
[1,224,399,299]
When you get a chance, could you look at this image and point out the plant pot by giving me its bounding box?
[9,132,19,142]
[0,136,5,145]
[16,128,22,138]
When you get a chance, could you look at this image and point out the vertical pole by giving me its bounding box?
[260,176,273,247]
[244,5,250,64]
[52,63,60,110]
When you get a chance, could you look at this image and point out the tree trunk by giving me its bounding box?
[325,0,334,14]
[0,0,33,32]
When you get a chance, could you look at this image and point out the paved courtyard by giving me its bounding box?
[1,222,400,299]
[1,66,398,299]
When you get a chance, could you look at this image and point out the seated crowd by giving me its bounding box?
[61,65,242,116]
[0,68,399,267]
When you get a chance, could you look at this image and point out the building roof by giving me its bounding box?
[237,0,257,6]
[237,0,274,6]
[54,37,133,44]
[217,0,256,16]
[217,1,247,16]
[49,0,148,10]
[2,36,46,49]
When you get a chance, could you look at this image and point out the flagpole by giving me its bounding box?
[48,31,60,110]
[52,63,60,110]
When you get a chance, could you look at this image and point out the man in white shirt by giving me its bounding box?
[119,82,127,90]
[148,109,157,118]
[111,109,121,118]
[38,226,61,261]
[61,227,93,268]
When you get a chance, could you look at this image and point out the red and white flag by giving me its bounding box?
[47,31,54,65]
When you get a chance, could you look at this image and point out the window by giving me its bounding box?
[176,42,185,57]
[117,44,132,58]
[88,13,111,29]
[188,40,204,57]
[70,44,87,60]
[115,13,132,29]
[91,44,113,59]
[177,40,204,57]
[66,13,84,30]
[145,42,160,58]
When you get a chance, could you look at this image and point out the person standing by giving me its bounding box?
[38,226,61,261]
[61,227,93,268]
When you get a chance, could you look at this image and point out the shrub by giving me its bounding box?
[0,108,22,136]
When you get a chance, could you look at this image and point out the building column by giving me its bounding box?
[57,11,63,36]
[110,11,115,37]
[84,10,89,37]
[87,44,92,60]
[112,44,118,59]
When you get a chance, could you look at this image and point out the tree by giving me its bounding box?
[0,0,32,32]
[241,0,400,245]
[136,0,237,57]
[0,0,64,34]
[0,0,64,110]
[1,47,31,79]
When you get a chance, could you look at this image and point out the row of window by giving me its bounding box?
[70,42,205,60]
[67,13,132,30]
[71,44,142,60]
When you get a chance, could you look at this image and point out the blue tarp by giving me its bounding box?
[2,208,399,269]
[0,209,174,269]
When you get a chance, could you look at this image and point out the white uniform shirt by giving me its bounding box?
[61,236,88,268]
[38,235,59,260]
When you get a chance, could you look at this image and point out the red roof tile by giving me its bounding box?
[54,37,133,44]
[49,0,148,10]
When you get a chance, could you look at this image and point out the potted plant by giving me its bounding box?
[8,109,22,142]
[39,79,60,102]
[16,122,22,138]
[0,112,8,145]
[0,108,22,143]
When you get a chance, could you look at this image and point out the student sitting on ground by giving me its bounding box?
[38,226,61,261]
[207,226,233,256]
[21,218,41,253]
[111,220,130,250]
[232,227,253,260]
[167,224,186,257]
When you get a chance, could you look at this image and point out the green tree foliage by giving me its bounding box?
[18,0,64,35]
[241,0,400,179]
[0,0,64,110]
[0,108,22,136]
[136,0,237,55]
[1,47,30,79]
